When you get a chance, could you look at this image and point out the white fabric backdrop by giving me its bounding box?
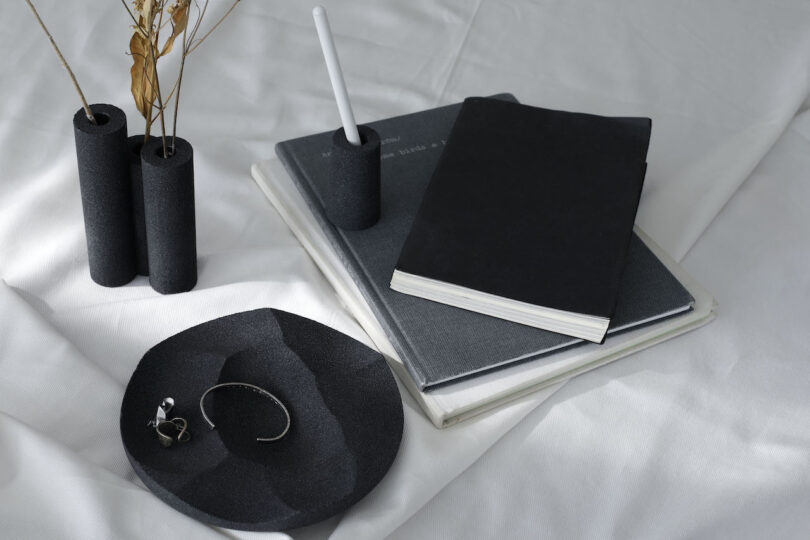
[1,0,809,538]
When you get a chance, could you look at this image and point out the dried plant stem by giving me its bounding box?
[142,51,155,140]
[120,0,140,34]
[148,6,169,157]
[188,0,210,44]
[147,43,167,156]
[25,0,96,124]
[171,22,190,154]
[151,81,179,124]
[168,0,240,145]
[120,0,153,140]
[186,0,240,54]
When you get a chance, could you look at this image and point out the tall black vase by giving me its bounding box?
[127,135,149,276]
[73,104,137,286]
[140,137,197,294]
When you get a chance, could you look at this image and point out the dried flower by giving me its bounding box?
[122,0,239,157]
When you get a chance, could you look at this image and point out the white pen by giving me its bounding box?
[313,5,362,146]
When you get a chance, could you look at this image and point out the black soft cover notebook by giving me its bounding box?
[274,95,693,389]
[391,97,652,343]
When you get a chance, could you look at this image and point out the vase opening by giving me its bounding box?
[153,145,177,159]
[90,112,111,126]
[130,140,143,156]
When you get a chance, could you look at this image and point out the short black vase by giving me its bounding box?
[73,104,137,287]
[128,135,149,276]
[327,125,381,230]
[140,137,197,294]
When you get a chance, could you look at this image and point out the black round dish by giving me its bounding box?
[120,308,403,531]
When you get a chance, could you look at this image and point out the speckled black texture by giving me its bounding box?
[120,308,403,531]
[73,104,136,286]
[140,137,196,294]
[128,135,149,276]
[326,125,381,230]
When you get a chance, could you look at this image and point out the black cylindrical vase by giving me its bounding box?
[73,104,137,287]
[140,137,197,294]
[327,125,381,230]
[127,135,149,276]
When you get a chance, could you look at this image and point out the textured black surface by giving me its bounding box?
[326,125,381,230]
[141,137,197,294]
[397,97,652,318]
[275,95,694,388]
[128,135,149,276]
[73,104,136,286]
[120,309,403,531]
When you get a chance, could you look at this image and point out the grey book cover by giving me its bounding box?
[275,95,694,390]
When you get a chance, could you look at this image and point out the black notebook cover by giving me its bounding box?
[275,95,692,389]
[396,97,652,327]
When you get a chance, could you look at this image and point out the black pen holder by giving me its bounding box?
[128,135,149,276]
[140,137,197,294]
[73,104,137,287]
[326,125,381,230]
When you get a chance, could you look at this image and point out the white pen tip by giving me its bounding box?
[313,5,325,17]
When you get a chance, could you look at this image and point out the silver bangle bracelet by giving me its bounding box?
[199,382,291,442]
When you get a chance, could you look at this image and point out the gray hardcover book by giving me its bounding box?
[275,95,694,389]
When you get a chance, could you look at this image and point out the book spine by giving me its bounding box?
[275,141,431,389]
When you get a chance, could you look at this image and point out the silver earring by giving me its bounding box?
[148,397,191,447]
[199,382,291,442]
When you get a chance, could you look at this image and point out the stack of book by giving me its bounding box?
[252,94,715,428]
